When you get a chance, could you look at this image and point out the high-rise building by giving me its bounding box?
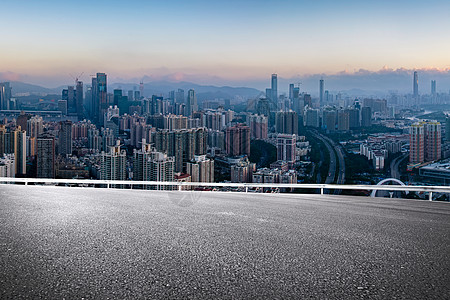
[58,121,72,156]
[424,122,441,162]
[361,107,372,127]
[304,108,320,128]
[248,114,268,139]
[186,89,198,117]
[37,133,56,178]
[76,80,84,120]
[323,110,336,132]
[446,116,450,141]
[225,124,250,157]
[100,141,126,180]
[413,71,419,98]
[275,111,298,135]
[319,79,324,107]
[337,110,350,131]
[409,123,424,164]
[271,74,278,109]
[0,154,15,177]
[431,80,436,96]
[277,134,296,162]
[186,155,214,183]
[133,142,175,188]
[92,73,108,125]
[0,82,12,110]
[409,122,441,163]
[58,100,68,115]
[5,127,27,176]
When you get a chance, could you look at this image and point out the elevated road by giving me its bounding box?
[1,185,449,299]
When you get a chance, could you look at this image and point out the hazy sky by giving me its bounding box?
[1,0,450,87]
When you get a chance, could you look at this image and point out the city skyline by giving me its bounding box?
[1,0,450,88]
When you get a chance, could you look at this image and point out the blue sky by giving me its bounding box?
[1,0,450,87]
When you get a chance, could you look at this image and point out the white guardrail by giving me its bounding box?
[0,177,449,201]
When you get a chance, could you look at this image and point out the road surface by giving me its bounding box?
[1,185,449,299]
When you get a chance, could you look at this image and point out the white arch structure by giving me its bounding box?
[371,178,407,198]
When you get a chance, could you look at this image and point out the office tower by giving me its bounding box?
[175,89,185,104]
[292,86,301,114]
[324,110,336,131]
[277,134,296,162]
[325,90,330,103]
[289,84,294,101]
[413,71,418,98]
[431,80,436,96]
[92,73,107,125]
[186,89,198,117]
[424,122,441,162]
[271,74,278,107]
[275,111,298,135]
[0,82,12,110]
[337,110,350,131]
[37,133,56,178]
[265,88,272,103]
[139,81,144,98]
[186,155,214,182]
[58,100,68,115]
[361,107,372,127]
[319,79,324,107]
[134,90,140,100]
[16,112,30,131]
[100,141,126,180]
[409,123,424,163]
[304,94,312,107]
[128,90,134,101]
[58,121,72,156]
[248,114,268,139]
[226,124,250,156]
[113,89,122,106]
[304,108,320,128]
[62,86,76,114]
[76,80,83,120]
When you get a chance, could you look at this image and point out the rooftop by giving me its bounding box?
[1,185,449,298]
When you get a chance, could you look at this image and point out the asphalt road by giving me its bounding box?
[390,153,408,180]
[1,185,450,299]
[311,132,336,185]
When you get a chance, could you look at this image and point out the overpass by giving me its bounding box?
[1,181,449,298]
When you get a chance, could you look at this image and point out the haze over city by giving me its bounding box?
[1,0,450,91]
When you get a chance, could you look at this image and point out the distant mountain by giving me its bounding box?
[110,81,261,102]
[9,80,261,102]
[10,81,54,95]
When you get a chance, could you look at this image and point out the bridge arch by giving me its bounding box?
[371,178,407,198]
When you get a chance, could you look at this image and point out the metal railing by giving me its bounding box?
[1,177,449,201]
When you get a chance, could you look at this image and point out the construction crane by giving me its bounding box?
[69,72,84,84]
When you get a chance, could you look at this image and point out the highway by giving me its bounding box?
[2,185,449,299]
[311,131,336,185]
[390,153,408,180]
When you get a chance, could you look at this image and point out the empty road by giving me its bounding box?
[1,185,449,299]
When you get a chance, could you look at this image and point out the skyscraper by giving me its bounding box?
[424,122,441,162]
[92,73,107,125]
[0,82,12,110]
[431,80,436,96]
[58,121,72,156]
[271,74,278,109]
[361,107,372,127]
[319,79,324,107]
[413,71,419,98]
[186,89,198,117]
[37,133,56,178]
[186,155,214,183]
[76,80,84,120]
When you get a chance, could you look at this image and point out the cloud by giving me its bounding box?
[0,71,21,82]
